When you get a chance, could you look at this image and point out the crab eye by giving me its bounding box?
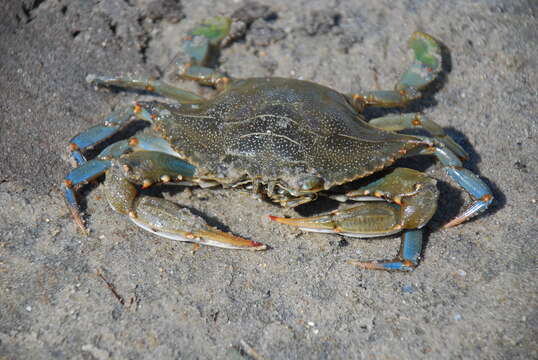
[300,176,323,191]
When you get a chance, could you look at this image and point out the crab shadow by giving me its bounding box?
[142,186,238,235]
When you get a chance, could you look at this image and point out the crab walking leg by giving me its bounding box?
[86,74,205,104]
[177,65,231,89]
[368,113,468,160]
[270,168,439,271]
[105,153,266,250]
[419,139,494,227]
[347,32,442,109]
[67,102,172,166]
[349,230,423,271]
[62,159,112,233]
[64,130,184,232]
[68,107,134,165]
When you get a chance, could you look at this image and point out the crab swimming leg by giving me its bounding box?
[270,168,439,271]
[106,151,266,250]
[172,16,232,88]
[347,32,442,109]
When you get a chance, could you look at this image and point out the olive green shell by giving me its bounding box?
[146,77,419,191]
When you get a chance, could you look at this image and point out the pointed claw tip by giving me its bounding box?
[443,217,466,229]
[268,215,281,222]
[249,241,268,251]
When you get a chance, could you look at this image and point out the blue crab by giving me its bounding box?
[62,17,493,271]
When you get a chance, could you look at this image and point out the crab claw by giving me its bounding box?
[269,203,403,238]
[268,214,337,233]
[270,212,423,272]
[194,227,267,250]
[130,196,266,250]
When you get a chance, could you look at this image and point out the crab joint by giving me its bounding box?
[133,103,142,114]
[160,175,171,183]
[142,179,152,189]
[216,77,230,89]
[128,137,139,147]
[351,94,367,109]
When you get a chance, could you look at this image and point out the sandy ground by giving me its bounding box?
[1,0,537,359]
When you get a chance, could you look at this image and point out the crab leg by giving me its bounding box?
[172,16,233,88]
[105,152,265,250]
[86,75,205,104]
[64,131,185,231]
[270,168,438,271]
[67,101,165,166]
[349,230,423,271]
[368,113,468,160]
[418,140,494,227]
[347,32,441,109]
[68,107,134,165]
[68,98,192,166]
[63,159,112,232]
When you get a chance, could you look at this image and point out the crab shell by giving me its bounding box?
[143,77,420,195]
